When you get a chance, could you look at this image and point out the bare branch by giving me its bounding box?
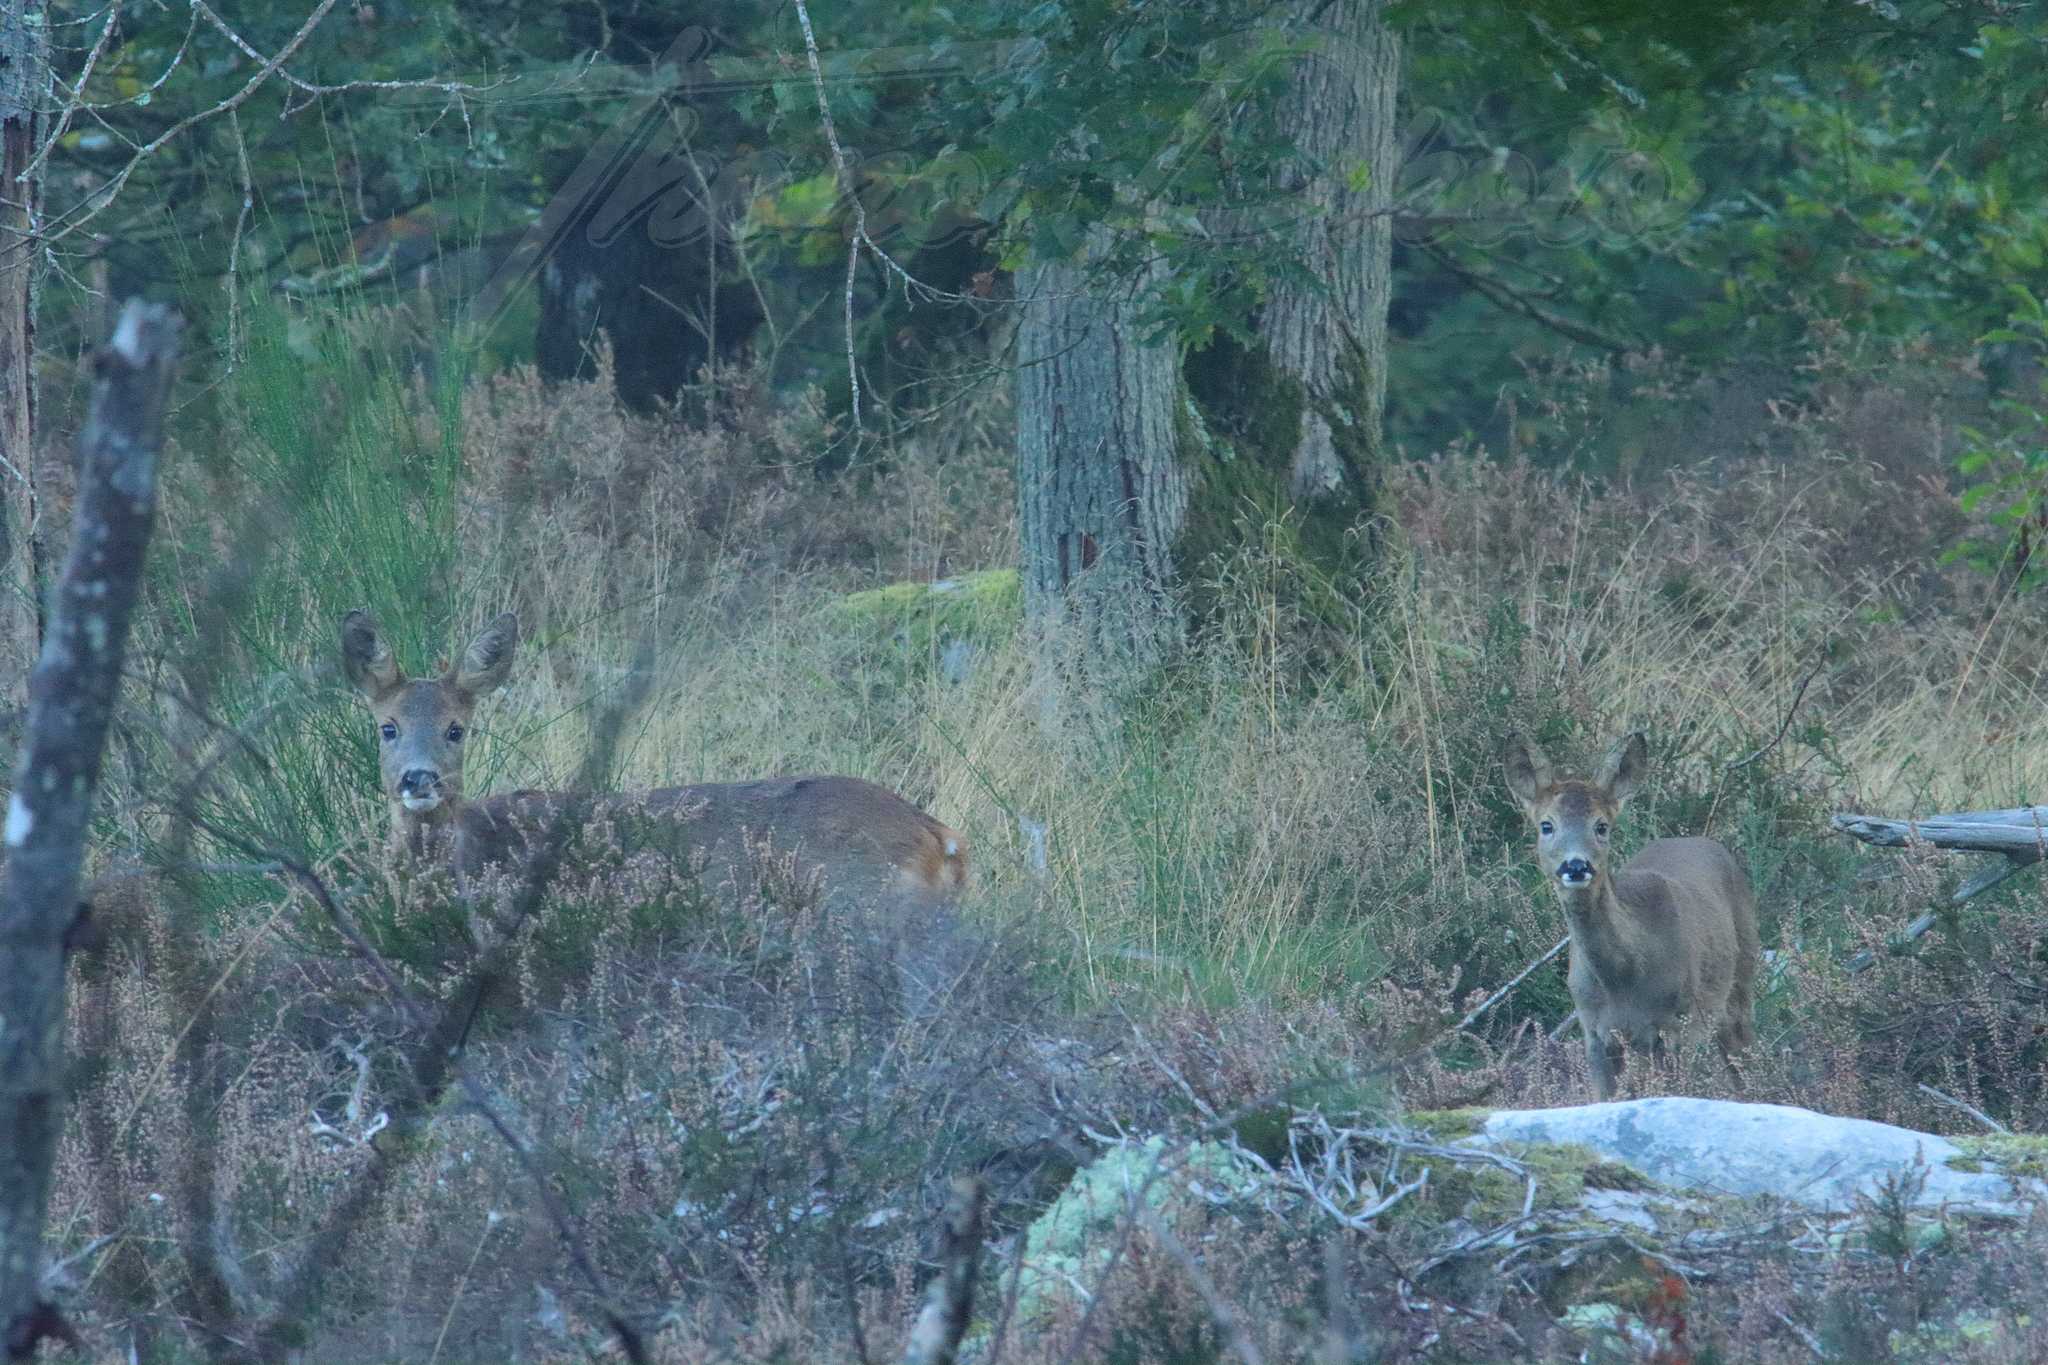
[1418,241,1637,354]
[1831,808,2048,859]
[791,0,869,440]
[0,298,182,1359]
[36,0,345,250]
[1454,936,1567,1036]
[1916,1083,2009,1135]
[902,1177,987,1365]
[788,0,995,447]
[1727,649,1827,771]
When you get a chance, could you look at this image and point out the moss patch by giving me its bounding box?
[1948,1132,2048,1180]
[831,569,1020,659]
[1177,333,1378,654]
[1584,1158,1656,1193]
[1406,1107,1492,1141]
[995,1137,1264,1343]
[1889,1310,2029,1363]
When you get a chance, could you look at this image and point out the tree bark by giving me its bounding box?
[1014,5,1401,693]
[1173,0,1401,644]
[1257,0,1400,498]
[0,0,45,722]
[1015,238,1189,687]
[0,300,180,1359]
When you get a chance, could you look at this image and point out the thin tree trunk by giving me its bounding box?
[0,301,180,1357]
[1015,239,1189,690]
[0,0,45,723]
[1258,0,1399,499]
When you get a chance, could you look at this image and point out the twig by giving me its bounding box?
[1771,1307,1829,1360]
[1419,241,1636,353]
[37,0,344,248]
[1916,1083,2009,1135]
[1455,936,1568,1035]
[787,0,990,448]
[1117,1002,1219,1122]
[223,110,254,368]
[790,0,868,440]
[1412,1207,1540,1279]
[1727,649,1826,771]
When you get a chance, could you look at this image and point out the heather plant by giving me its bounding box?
[39,290,2048,1359]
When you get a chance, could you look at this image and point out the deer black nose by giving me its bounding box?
[1557,858,1594,885]
[398,769,441,797]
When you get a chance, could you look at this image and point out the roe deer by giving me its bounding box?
[338,610,968,907]
[1503,732,1759,1101]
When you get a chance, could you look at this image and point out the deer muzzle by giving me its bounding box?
[397,768,445,812]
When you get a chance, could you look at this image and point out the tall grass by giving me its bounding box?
[57,296,2048,1358]
[116,294,2048,1007]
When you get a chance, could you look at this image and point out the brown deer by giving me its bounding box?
[339,609,968,910]
[1503,732,1759,1101]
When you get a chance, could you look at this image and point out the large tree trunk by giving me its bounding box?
[0,0,45,723]
[1015,240,1189,691]
[1014,4,1400,694]
[1178,0,1400,629]
[1260,0,1399,498]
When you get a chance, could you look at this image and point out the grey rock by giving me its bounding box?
[1469,1098,2043,1214]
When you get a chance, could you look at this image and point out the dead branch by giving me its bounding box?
[0,299,181,1360]
[1418,242,1637,354]
[1915,1083,2010,1135]
[1831,807,2048,859]
[902,1177,987,1365]
[788,0,994,448]
[1726,650,1826,771]
[1833,805,2048,973]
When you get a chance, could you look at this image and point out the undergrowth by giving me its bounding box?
[42,297,2048,1360]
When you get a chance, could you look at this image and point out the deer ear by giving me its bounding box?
[1596,732,1649,803]
[453,613,519,696]
[339,610,403,698]
[1503,733,1552,812]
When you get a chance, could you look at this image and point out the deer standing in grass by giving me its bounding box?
[1504,732,1759,1101]
[339,610,968,907]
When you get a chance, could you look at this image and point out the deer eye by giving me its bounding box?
[1538,820,1554,836]
[379,722,397,742]
[1595,821,1610,838]
[446,724,465,744]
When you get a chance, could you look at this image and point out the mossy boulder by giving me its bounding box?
[1470,1098,2047,1214]
[964,1136,1266,1358]
[831,569,1019,680]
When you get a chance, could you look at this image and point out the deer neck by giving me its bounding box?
[390,799,464,866]
[1557,878,1647,985]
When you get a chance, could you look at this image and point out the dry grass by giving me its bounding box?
[43,329,2048,1359]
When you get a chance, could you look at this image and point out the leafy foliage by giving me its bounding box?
[1950,287,2048,590]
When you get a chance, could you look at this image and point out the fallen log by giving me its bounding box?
[1830,806,2046,972]
[1830,808,2048,858]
